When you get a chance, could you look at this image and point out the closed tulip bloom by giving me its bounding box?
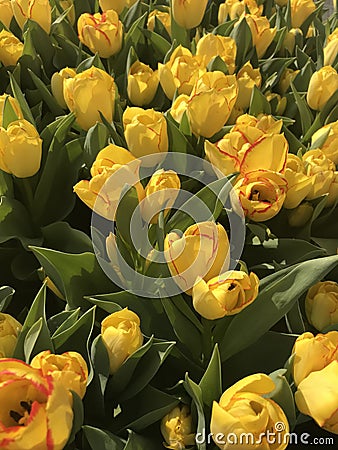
[172,0,208,29]
[0,94,23,125]
[279,68,300,94]
[196,34,237,74]
[327,171,338,206]
[123,107,168,159]
[290,0,316,28]
[311,120,338,164]
[0,313,21,358]
[51,67,76,109]
[245,15,276,58]
[282,28,303,54]
[161,405,195,449]
[324,28,338,66]
[158,46,205,100]
[0,0,13,27]
[283,154,313,209]
[211,373,289,450]
[218,0,263,23]
[147,8,171,35]
[0,29,23,66]
[142,169,180,224]
[305,281,338,331]
[265,92,287,115]
[303,149,336,200]
[192,271,259,319]
[0,358,73,449]
[127,61,159,106]
[0,119,42,178]
[101,308,143,374]
[99,0,128,14]
[235,62,262,109]
[295,361,338,434]
[292,331,338,386]
[164,222,230,294]
[63,66,116,131]
[11,0,51,33]
[234,170,287,222]
[307,66,338,111]
[78,10,123,58]
[74,144,145,219]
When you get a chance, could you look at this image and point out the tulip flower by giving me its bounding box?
[0,119,42,178]
[324,28,338,66]
[101,308,143,374]
[31,350,89,399]
[77,10,123,58]
[279,68,300,95]
[196,34,237,74]
[127,61,159,107]
[11,0,51,33]
[305,281,338,331]
[0,30,23,67]
[51,67,76,110]
[0,358,73,449]
[211,373,289,449]
[99,0,137,14]
[0,94,23,125]
[283,155,314,209]
[192,270,259,319]
[307,66,338,111]
[218,0,263,23]
[171,0,208,29]
[311,120,338,164]
[244,15,276,58]
[147,8,171,35]
[0,0,13,28]
[161,405,195,449]
[0,313,21,358]
[235,62,262,109]
[290,0,316,28]
[303,149,336,200]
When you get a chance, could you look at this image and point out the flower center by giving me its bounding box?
[9,401,32,426]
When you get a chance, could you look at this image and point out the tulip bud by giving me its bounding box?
[324,28,338,66]
[303,149,336,200]
[0,94,23,125]
[164,222,230,294]
[0,0,13,28]
[305,281,338,331]
[161,405,196,449]
[123,107,168,159]
[78,10,123,58]
[235,62,262,109]
[0,119,42,178]
[290,0,316,28]
[234,170,287,222]
[63,66,116,131]
[192,271,259,319]
[218,0,263,23]
[0,29,23,67]
[30,350,88,399]
[147,8,171,36]
[101,308,143,374]
[127,61,159,107]
[311,120,338,164]
[11,0,51,34]
[244,15,276,58]
[196,34,237,74]
[307,66,338,111]
[282,28,303,54]
[172,0,208,29]
[59,0,75,25]
[265,91,287,115]
[51,67,76,110]
[99,0,127,14]
[211,374,289,450]
[279,68,300,94]
[327,171,338,207]
[0,313,22,358]
[287,202,313,227]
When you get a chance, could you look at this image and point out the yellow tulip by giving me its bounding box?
[59,0,75,25]
[101,308,143,374]
[158,46,205,100]
[204,137,240,177]
[147,8,171,36]
[324,28,338,66]
[164,222,230,294]
[161,405,195,450]
[30,350,88,399]
[0,94,23,125]
[142,169,180,224]
[211,373,289,450]
[218,0,263,23]
[234,170,287,222]
[63,66,116,131]
[0,119,42,178]
[235,62,262,109]
[99,0,127,14]
[123,107,168,159]
[305,281,338,332]
[0,29,23,67]
[295,361,338,434]
[291,331,338,386]
[303,149,336,200]
[290,0,316,28]
[78,10,123,58]
[245,15,276,58]
[0,0,13,28]
[171,0,208,29]
[265,92,287,115]
[127,61,159,106]
[0,313,21,358]
[307,66,338,111]
[11,0,51,33]
[192,270,259,319]
[0,358,73,449]
[282,28,303,54]
[327,171,338,206]
[105,232,126,284]
[51,67,76,110]
[74,144,145,219]
[283,154,314,209]
[279,68,300,95]
[196,34,237,74]
[311,120,338,164]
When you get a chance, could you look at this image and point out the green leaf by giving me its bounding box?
[9,73,35,125]
[83,425,125,450]
[115,185,142,249]
[165,113,194,155]
[184,375,206,450]
[28,69,64,116]
[77,53,105,72]
[207,56,229,75]
[285,301,306,334]
[66,391,84,446]
[48,309,80,335]
[219,255,338,361]
[23,19,55,75]
[0,286,15,312]
[142,29,171,59]
[249,85,271,116]
[231,18,252,68]
[1,95,19,128]
[267,369,297,430]
[0,172,13,197]
[199,344,222,409]
[42,222,92,253]
[52,309,81,338]
[290,83,313,137]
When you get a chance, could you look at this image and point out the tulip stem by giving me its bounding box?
[16,177,34,213]
[201,318,214,366]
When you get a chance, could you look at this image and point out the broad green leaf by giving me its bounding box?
[9,73,35,125]
[1,95,19,128]
[231,18,252,68]
[66,391,84,446]
[249,85,271,116]
[48,309,80,335]
[199,345,222,409]
[267,369,297,430]
[0,286,15,311]
[42,222,92,253]
[184,375,206,450]
[0,172,13,197]
[83,425,125,450]
[142,29,171,59]
[28,69,64,116]
[291,83,313,136]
